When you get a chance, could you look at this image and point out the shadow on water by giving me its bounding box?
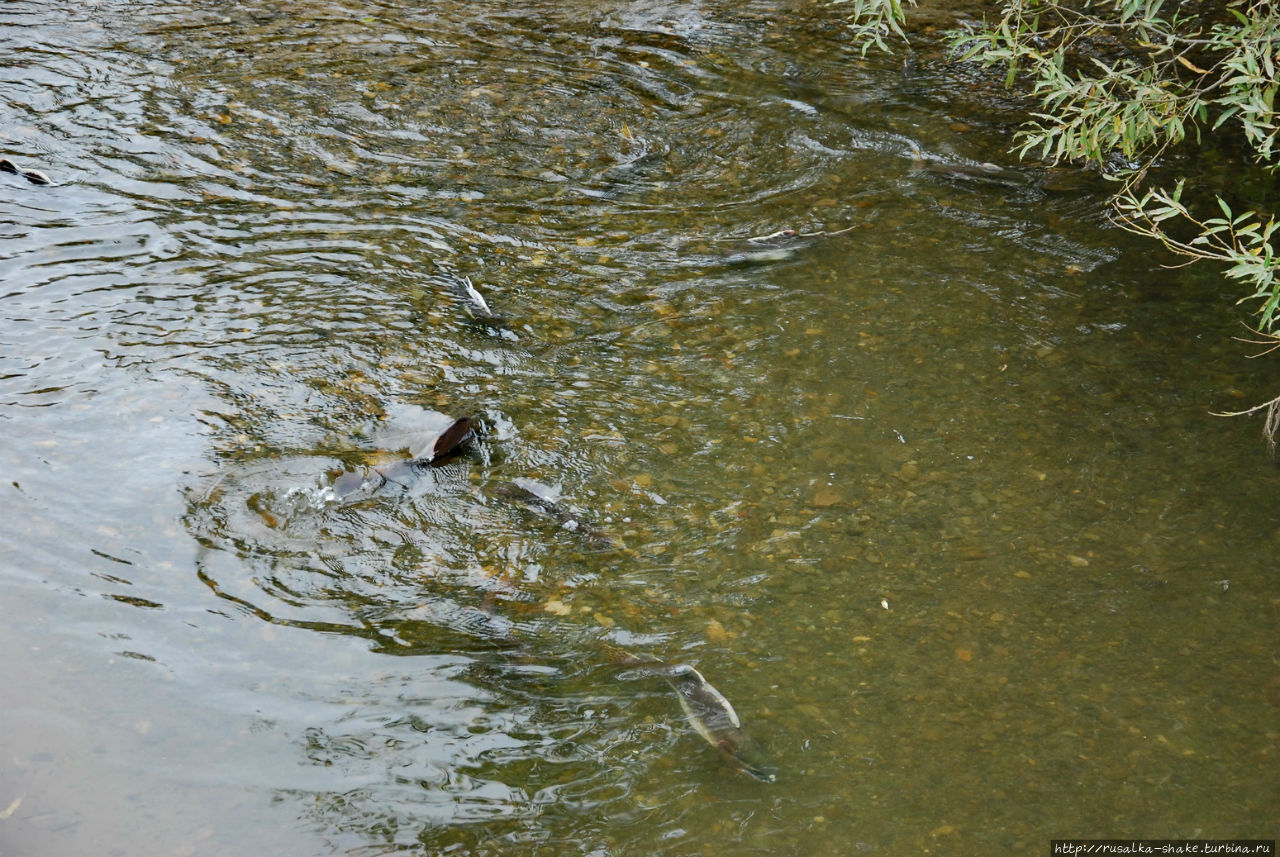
[1,0,1278,854]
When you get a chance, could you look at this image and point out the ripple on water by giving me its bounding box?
[9,0,1269,855]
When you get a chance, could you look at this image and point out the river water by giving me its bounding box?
[1,0,1276,854]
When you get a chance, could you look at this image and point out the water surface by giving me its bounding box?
[1,0,1276,854]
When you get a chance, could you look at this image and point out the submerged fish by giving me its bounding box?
[664,664,776,782]
[490,479,617,550]
[909,145,1021,185]
[332,415,476,498]
[723,223,865,265]
[0,157,52,186]
[445,272,505,325]
[616,655,777,783]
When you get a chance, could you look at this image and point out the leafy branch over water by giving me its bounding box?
[837,0,1280,445]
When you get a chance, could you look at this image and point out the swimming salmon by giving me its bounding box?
[614,652,777,783]
[332,416,475,497]
[724,223,866,265]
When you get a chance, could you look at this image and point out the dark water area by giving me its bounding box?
[1,1,1277,854]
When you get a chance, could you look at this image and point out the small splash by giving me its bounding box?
[285,482,341,511]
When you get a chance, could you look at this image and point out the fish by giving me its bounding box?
[332,415,476,498]
[723,223,866,265]
[613,653,777,783]
[447,273,505,325]
[0,157,52,186]
[664,664,777,782]
[489,479,617,550]
[909,145,1022,185]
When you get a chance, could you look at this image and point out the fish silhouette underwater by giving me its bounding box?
[616,653,777,783]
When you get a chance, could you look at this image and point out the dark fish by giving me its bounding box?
[332,416,476,498]
[616,655,777,783]
[0,157,52,186]
[724,223,865,265]
[490,479,616,550]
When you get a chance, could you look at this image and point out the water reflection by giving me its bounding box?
[2,0,1277,854]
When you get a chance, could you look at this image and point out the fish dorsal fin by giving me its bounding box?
[424,416,474,462]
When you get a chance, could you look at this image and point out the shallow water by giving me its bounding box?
[1,0,1277,854]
